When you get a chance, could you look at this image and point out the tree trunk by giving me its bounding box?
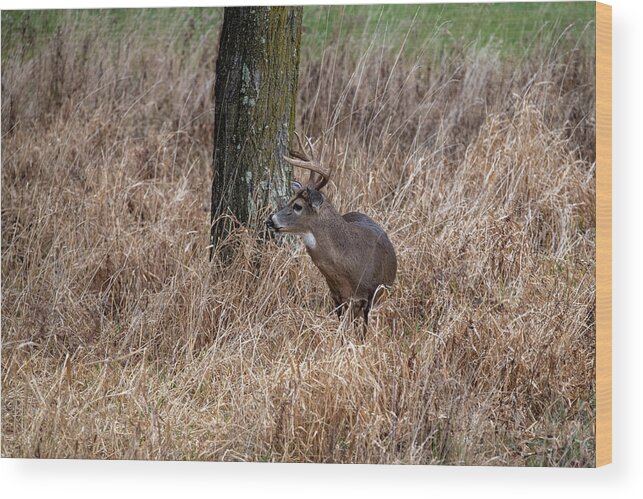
[210,6,303,260]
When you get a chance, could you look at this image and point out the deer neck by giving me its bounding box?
[301,206,347,256]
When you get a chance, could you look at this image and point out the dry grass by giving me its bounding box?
[1,10,595,466]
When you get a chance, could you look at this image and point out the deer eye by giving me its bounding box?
[293,203,303,213]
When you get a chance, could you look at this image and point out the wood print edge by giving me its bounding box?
[595,0,612,468]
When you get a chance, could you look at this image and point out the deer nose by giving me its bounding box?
[265,215,275,229]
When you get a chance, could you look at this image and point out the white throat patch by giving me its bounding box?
[302,232,317,250]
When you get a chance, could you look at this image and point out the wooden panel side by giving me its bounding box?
[595,1,612,468]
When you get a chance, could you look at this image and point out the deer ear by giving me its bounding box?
[291,180,303,192]
[308,189,324,211]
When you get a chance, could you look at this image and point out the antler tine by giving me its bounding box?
[298,132,321,189]
[303,133,315,160]
[293,132,318,187]
[312,132,333,191]
[317,132,336,191]
[291,131,306,158]
[283,131,332,191]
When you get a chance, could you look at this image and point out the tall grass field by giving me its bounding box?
[1,4,596,465]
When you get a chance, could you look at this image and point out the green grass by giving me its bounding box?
[1,8,223,61]
[303,2,595,49]
[2,2,595,63]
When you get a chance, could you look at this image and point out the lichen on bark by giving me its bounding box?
[210,6,303,260]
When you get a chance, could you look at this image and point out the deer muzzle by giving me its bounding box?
[265,214,279,231]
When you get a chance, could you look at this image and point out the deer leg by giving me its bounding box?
[333,297,346,319]
[349,300,361,321]
[363,293,376,325]
[358,293,378,337]
[359,309,368,338]
[347,299,368,338]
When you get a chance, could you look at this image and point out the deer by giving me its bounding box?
[265,132,397,331]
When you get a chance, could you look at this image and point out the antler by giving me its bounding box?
[284,131,333,191]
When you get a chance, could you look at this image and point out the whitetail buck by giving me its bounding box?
[266,133,397,329]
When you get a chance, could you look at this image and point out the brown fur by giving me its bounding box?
[267,188,397,326]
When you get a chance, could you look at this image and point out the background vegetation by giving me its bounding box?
[1,3,596,465]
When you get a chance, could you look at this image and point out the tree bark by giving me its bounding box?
[210,6,303,260]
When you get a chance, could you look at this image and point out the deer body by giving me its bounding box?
[266,133,397,326]
[308,208,396,313]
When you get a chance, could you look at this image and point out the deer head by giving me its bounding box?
[265,132,334,235]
